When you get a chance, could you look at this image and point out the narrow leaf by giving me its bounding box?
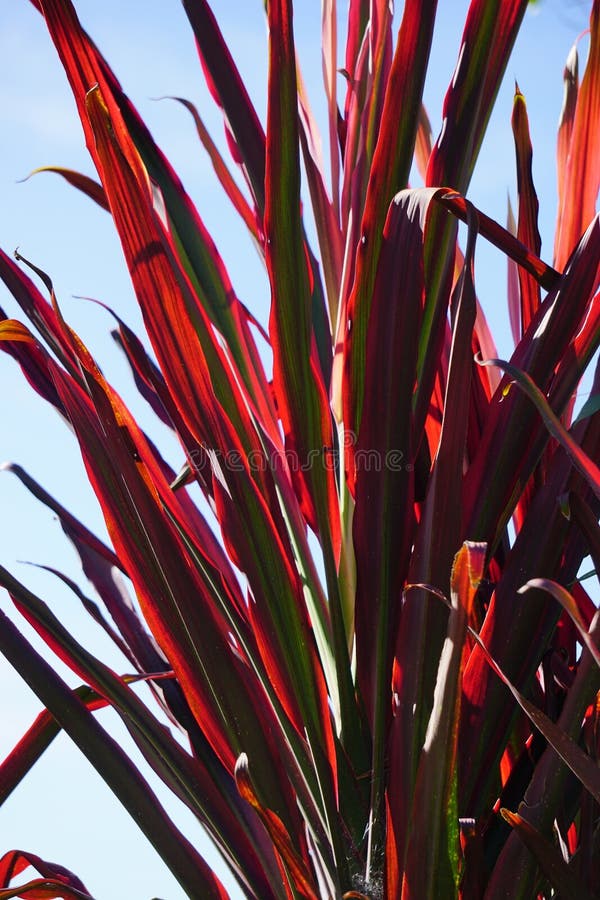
[401,543,486,899]
[265,0,340,554]
[35,0,276,439]
[556,41,578,260]
[554,0,600,269]
[158,95,259,240]
[479,355,600,500]
[511,84,541,336]
[465,215,600,545]
[180,0,266,211]
[0,611,228,899]
[19,166,109,211]
[519,578,600,669]
[0,879,93,900]
[501,810,595,900]
[0,850,89,897]
[468,615,600,805]
[343,0,438,437]
[235,754,317,899]
[390,200,480,877]
[427,0,529,193]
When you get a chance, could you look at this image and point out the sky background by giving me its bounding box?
[0,1,595,898]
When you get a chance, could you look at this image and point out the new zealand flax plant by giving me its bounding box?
[0,0,599,897]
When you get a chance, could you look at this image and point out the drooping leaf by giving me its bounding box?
[35,0,277,440]
[519,578,600,669]
[0,251,78,372]
[500,811,595,900]
[19,165,109,211]
[464,215,600,547]
[0,879,93,900]
[466,598,600,807]
[0,688,97,804]
[156,95,259,241]
[180,0,266,213]
[0,609,229,899]
[479,354,600,501]
[8,1,600,895]
[459,389,600,817]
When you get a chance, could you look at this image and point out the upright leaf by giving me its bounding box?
[554,0,600,270]
[400,543,486,900]
[264,0,340,555]
[511,85,541,337]
[342,0,438,445]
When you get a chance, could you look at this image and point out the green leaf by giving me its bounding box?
[402,543,486,899]
[574,392,600,424]
[0,607,228,899]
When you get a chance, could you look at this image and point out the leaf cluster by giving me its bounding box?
[0,1,599,898]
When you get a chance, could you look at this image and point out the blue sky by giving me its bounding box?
[0,1,594,898]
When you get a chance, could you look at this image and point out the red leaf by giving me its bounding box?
[35,0,277,446]
[234,754,317,899]
[499,811,595,900]
[0,612,229,899]
[0,879,92,900]
[180,0,266,212]
[0,252,77,370]
[0,851,89,898]
[426,0,529,192]
[511,85,541,336]
[389,196,480,872]
[0,318,65,416]
[264,0,341,557]
[19,166,109,211]
[554,0,600,269]
[400,543,486,899]
[160,95,259,241]
[460,404,600,815]
[343,0,438,438]
[556,41,578,256]
[464,216,600,545]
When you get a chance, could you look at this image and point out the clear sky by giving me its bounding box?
[0,1,594,898]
